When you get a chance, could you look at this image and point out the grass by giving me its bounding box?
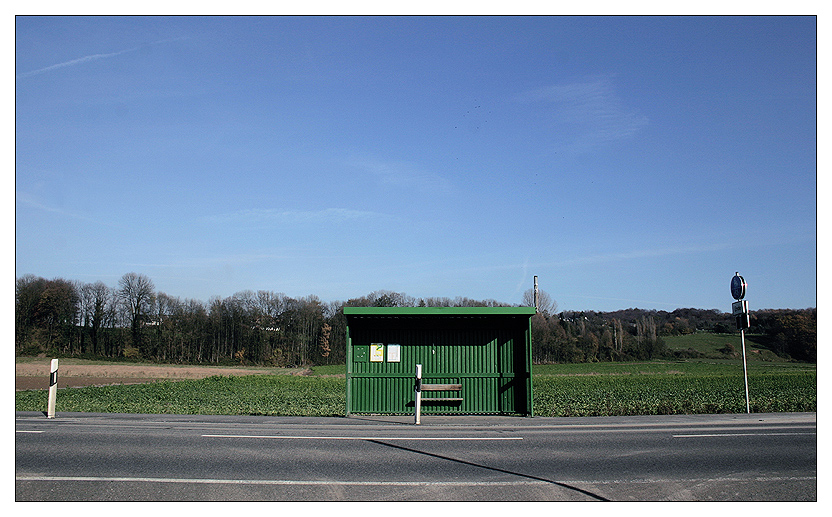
[308,364,348,376]
[533,360,815,376]
[662,332,782,361]
[15,359,816,417]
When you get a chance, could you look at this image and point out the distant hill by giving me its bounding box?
[662,333,784,362]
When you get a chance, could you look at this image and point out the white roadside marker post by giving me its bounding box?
[414,364,422,425]
[47,359,59,418]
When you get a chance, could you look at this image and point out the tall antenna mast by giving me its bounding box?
[534,275,539,312]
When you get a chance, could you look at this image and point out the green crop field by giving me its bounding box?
[16,374,347,416]
[534,370,814,416]
[16,360,815,417]
[532,360,815,416]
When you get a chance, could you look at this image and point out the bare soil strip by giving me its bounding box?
[15,361,302,391]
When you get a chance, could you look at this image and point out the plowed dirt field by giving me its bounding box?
[15,360,304,391]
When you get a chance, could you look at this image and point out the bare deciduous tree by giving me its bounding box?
[118,272,155,354]
[522,288,557,316]
[79,280,113,355]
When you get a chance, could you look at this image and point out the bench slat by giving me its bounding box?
[421,384,462,391]
[421,397,464,403]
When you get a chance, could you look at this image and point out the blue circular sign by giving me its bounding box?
[731,274,746,300]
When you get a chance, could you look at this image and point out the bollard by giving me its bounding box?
[47,359,58,418]
[414,364,422,425]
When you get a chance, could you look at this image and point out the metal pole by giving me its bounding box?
[47,359,58,418]
[740,329,750,413]
[414,364,422,425]
[533,276,539,312]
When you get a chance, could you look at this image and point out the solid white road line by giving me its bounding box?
[15,475,817,486]
[202,434,523,440]
[673,432,816,438]
[15,476,545,486]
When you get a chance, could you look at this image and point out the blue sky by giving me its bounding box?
[14,16,817,312]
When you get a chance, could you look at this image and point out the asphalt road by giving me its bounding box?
[15,411,816,501]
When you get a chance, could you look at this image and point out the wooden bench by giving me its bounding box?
[419,383,463,403]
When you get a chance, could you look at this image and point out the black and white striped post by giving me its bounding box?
[414,364,422,425]
[47,359,58,418]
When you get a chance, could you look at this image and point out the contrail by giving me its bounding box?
[17,48,139,79]
[16,37,187,79]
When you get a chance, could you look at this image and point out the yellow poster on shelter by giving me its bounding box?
[370,343,384,362]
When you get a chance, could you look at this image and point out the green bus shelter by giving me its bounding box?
[344,306,535,416]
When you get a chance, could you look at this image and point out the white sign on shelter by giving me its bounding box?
[387,343,401,362]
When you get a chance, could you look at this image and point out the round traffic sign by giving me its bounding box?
[731,273,746,300]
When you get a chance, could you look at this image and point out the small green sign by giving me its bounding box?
[354,346,368,363]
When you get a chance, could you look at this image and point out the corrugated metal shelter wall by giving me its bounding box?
[345,311,533,416]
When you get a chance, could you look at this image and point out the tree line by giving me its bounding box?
[15,273,817,365]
